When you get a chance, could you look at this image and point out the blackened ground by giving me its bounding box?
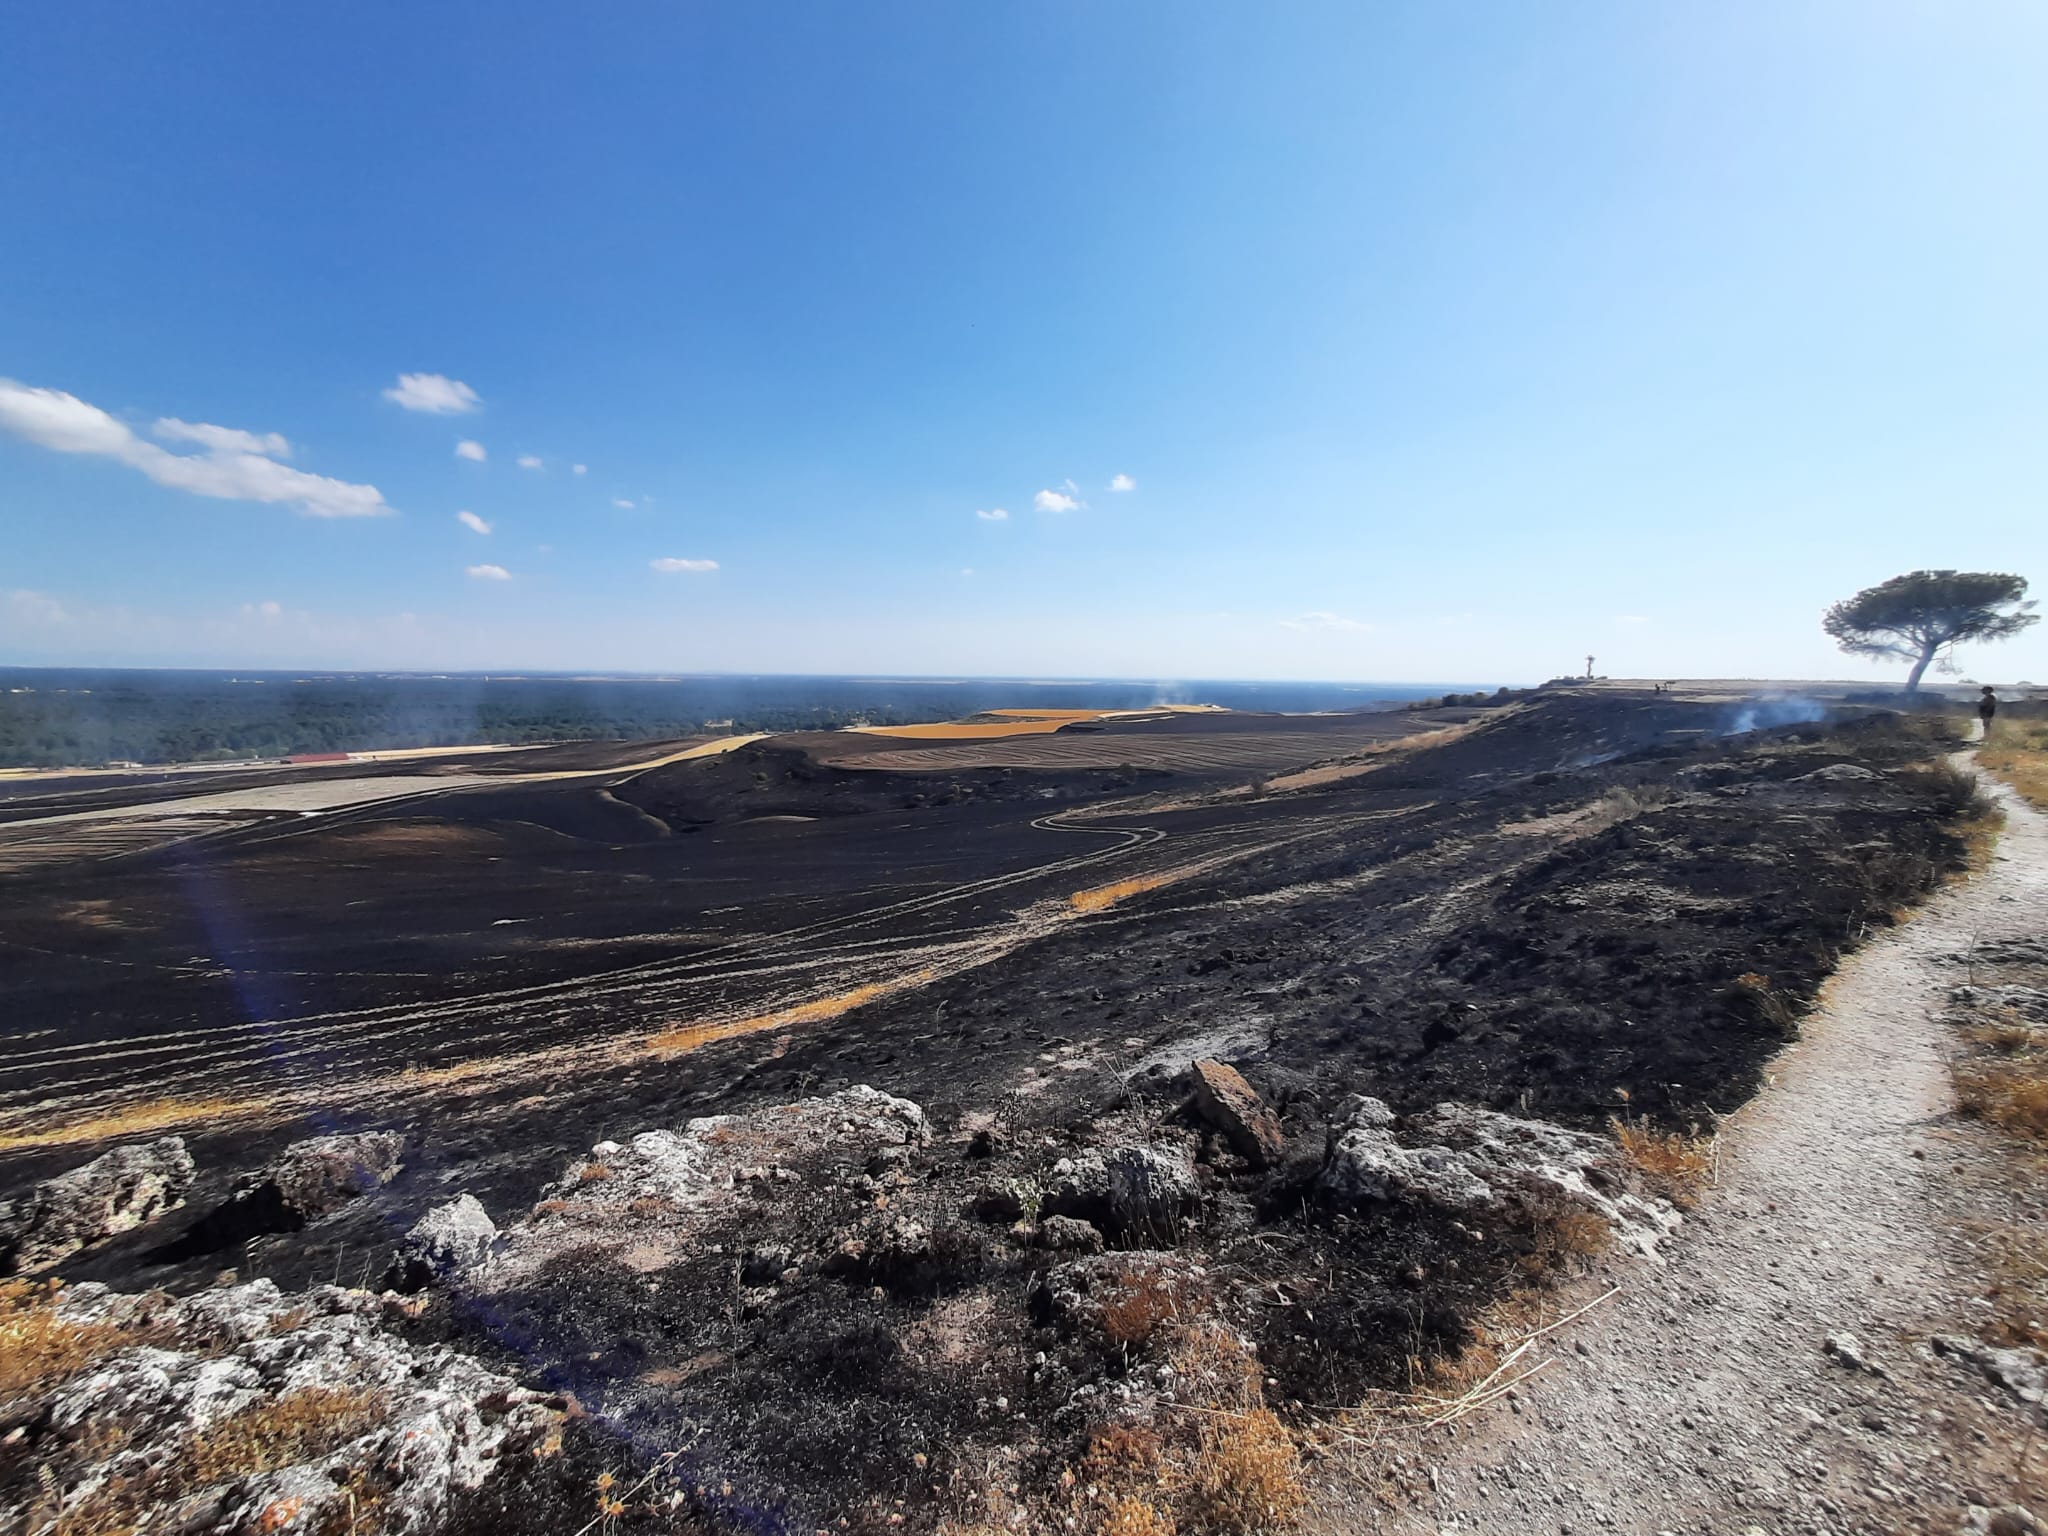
[0,692,1991,1533]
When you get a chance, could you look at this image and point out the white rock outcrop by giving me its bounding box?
[40,1279,559,1534]
[1320,1096,1680,1256]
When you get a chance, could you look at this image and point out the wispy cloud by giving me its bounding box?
[975,507,1009,521]
[1279,610,1373,633]
[572,463,588,476]
[1615,614,1649,626]
[0,379,391,518]
[384,373,480,414]
[456,510,491,535]
[455,440,486,462]
[1109,473,1135,492]
[516,454,543,471]
[466,563,511,581]
[241,599,284,621]
[156,419,291,458]
[613,497,636,510]
[650,556,718,573]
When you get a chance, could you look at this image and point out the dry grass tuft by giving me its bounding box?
[1176,1408,1306,1536]
[1964,1005,2038,1056]
[0,1279,164,1401]
[1611,1116,1715,1208]
[1099,1265,1190,1349]
[1101,1495,1177,1536]
[185,1385,386,1485]
[1517,1207,1613,1278]
[1954,1055,2048,1141]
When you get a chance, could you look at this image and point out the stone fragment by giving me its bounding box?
[1932,1334,2048,1406]
[1188,1059,1284,1167]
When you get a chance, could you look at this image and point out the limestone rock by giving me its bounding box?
[486,1085,929,1284]
[1042,1144,1199,1243]
[1320,1097,1680,1256]
[0,1136,195,1274]
[1963,1505,2045,1536]
[32,1279,559,1535]
[1188,1059,1284,1167]
[386,1194,496,1292]
[1933,1334,2048,1406]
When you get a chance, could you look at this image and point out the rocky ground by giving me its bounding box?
[0,692,2013,1535]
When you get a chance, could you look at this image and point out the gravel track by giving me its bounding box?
[1375,765,2048,1535]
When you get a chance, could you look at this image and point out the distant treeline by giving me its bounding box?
[0,670,1461,769]
[0,675,898,767]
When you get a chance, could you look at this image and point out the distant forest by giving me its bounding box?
[0,670,1448,769]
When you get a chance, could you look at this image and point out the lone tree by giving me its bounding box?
[1824,569,2038,692]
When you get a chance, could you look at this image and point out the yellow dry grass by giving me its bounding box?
[0,1096,259,1154]
[1979,717,2048,814]
[1955,1055,2048,1141]
[0,1279,165,1400]
[1611,1116,1716,1208]
[984,709,1120,720]
[847,719,1082,739]
[1069,871,1184,914]
[185,1385,386,1486]
[649,970,935,1056]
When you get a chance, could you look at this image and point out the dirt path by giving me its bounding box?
[1379,769,2048,1536]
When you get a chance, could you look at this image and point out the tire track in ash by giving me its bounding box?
[1,808,1173,1125]
[8,805,1414,1132]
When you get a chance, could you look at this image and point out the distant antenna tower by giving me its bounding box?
[1585,654,1595,680]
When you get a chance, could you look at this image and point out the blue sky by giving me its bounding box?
[4,2,2046,684]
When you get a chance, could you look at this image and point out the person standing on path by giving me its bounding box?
[1979,685,1999,740]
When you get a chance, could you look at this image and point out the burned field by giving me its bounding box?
[0,693,1991,1535]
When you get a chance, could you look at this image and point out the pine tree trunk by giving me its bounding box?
[1904,643,1937,693]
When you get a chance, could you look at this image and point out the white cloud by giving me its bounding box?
[455,440,486,462]
[650,556,718,573]
[975,507,1009,521]
[516,454,543,471]
[456,510,491,535]
[240,599,284,621]
[1279,611,1373,633]
[960,568,975,577]
[1109,473,1135,492]
[572,463,587,476]
[613,497,636,509]
[466,563,511,581]
[383,373,480,414]
[1033,487,1083,514]
[0,379,391,518]
[155,418,291,459]
[1615,614,1649,626]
